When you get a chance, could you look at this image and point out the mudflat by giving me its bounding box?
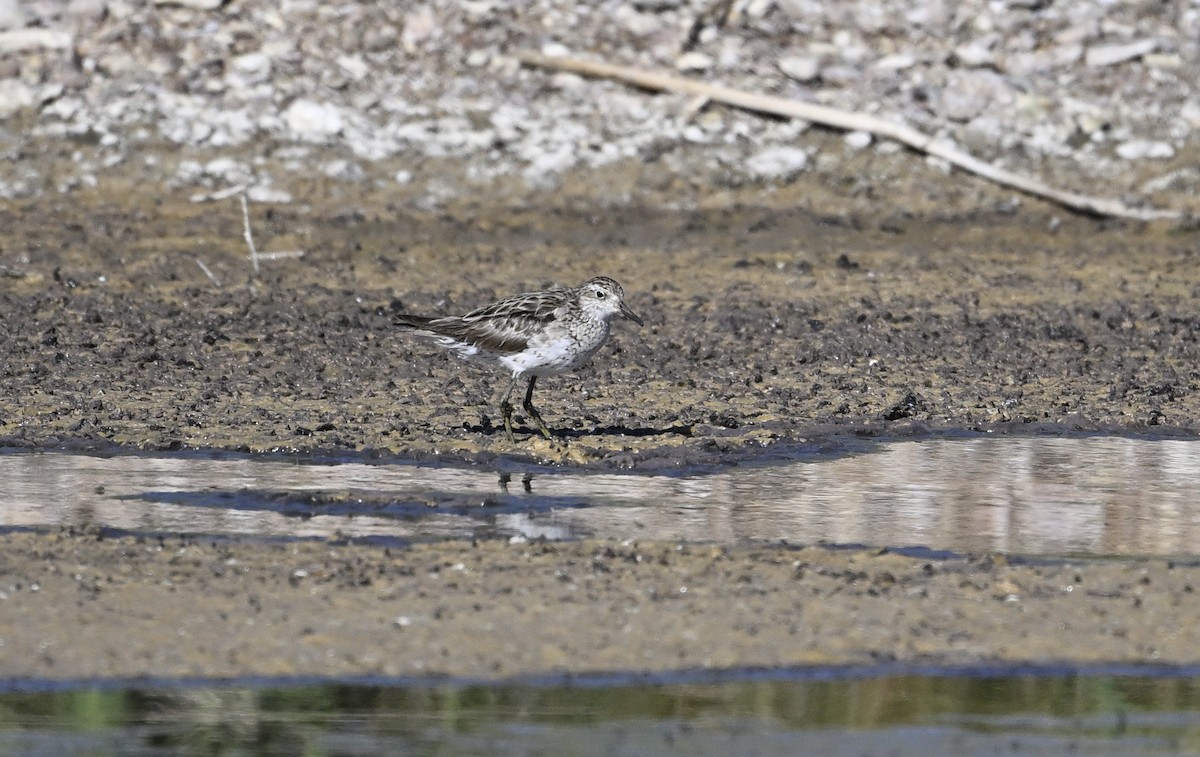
[1,180,1198,681]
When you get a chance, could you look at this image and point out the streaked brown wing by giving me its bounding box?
[424,315,535,354]
[396,285,569,355]
[461,287,568,323]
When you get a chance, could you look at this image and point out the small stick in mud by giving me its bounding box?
[194,258,221,288]
[516,51,1184,223]
[240,194,260,275]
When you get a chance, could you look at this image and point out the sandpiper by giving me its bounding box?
[394,276,643,442]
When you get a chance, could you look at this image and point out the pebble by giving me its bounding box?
[676,52,714,72]
[953,39,997,67]
[844,131,872,150]
[778,55,820,82]
[203,156,250,184]
[872,53,917,71]
[937,70,1013,122]
[322,159,363,181]
[336,55,369,82]
[775,0,819,18]
[632,0,683,9]
[97,50,137,77]
[401,6,439,52]
[523,143,577,188]
[0,0,27,30]
[549,72,585,90]
[746,146,809,180]
[228,52,272,85]
[1181,101,1200,129]
[1115,139,1175,160]
[0,79,34,118]
[282,99,343,140]
[41,95,82,121]
[742,0,772,18]
[1085,38,1158,67]
[1142,53,1181,69]
[64,0,108,26]
[461,1,498,18]
[153,0,224,8]
[615,4,660,36]
[696,110,724,132]
[0,28,72,53]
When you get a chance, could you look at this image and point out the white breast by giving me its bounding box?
[500,322,610,377]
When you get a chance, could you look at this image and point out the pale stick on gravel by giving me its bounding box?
[517,51,1184,223]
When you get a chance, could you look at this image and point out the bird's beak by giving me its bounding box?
[621,301,644,326]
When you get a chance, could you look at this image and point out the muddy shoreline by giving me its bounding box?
[2,180,1200,682]
[4,192,1200,465]
[1,530,1196,683]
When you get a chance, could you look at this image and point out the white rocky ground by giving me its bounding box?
[0,0,1196,211]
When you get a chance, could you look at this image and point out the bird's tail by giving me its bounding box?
[394,314,436,329]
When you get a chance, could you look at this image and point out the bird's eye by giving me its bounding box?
[594,290,606,298]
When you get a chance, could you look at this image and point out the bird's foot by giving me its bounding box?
[523,403,556,442]
[501,400,517,444]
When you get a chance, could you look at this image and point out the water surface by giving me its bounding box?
[2,669,1199,757]
[2,435,1198,557]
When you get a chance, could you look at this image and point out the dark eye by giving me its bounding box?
[594,290,606,298]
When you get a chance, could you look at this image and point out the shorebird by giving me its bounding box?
[394,276,643,442]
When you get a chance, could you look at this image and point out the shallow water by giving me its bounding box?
[2,435,1198,558]
[2,668,1200,757]
[4,437,1200,755]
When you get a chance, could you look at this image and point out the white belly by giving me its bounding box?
[499,328,606,377]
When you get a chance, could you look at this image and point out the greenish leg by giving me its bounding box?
[522,376,554,441]
[500,376,518,443]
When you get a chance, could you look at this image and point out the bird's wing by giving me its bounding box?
[461,286,569,322]
[424,287,564,353]
[420,316,531,354]
[395,287,569,355]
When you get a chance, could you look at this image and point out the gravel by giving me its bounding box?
[0,0,1196,211]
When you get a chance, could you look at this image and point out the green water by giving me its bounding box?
[2,672,1200,756]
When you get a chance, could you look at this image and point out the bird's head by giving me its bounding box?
[579,277,643,326]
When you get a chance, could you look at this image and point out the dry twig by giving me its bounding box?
[517,51,1183,222]
[239,194,260,275]
[194,258,221,288]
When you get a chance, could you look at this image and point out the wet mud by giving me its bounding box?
[3,186,1199,466]
[2,174,1200,681]
[0,531,1196,682]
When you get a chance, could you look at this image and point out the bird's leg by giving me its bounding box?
[500,375,519,443]
[522,376,554,440]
